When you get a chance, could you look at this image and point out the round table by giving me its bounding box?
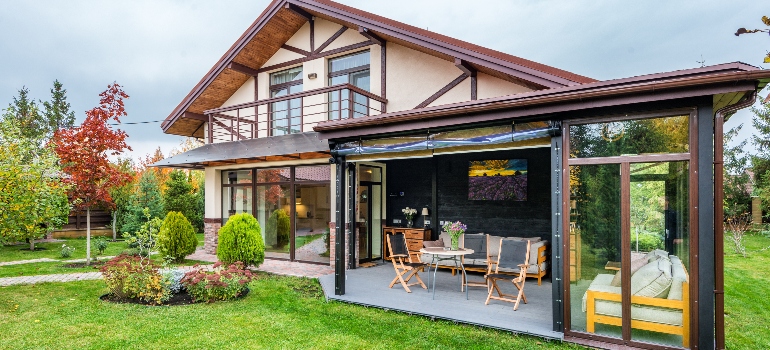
[419,247,475,300]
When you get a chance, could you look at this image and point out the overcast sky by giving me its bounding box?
[1,0,767,160]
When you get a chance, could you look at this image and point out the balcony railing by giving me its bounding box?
[203,83,387,144]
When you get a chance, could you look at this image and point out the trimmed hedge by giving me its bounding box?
[217,213,265,267]
[158,211,198,262]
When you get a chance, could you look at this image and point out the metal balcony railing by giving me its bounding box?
[203,83,387,143]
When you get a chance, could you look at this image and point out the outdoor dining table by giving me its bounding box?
[420,247,475,300]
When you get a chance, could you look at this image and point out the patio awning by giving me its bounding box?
[152,132,330,169]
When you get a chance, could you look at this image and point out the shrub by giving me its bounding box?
[157,211,197,262]
[634,231,664,252]
[94,237,108,255]
[100,254,169,304]
[123,208,161,259]
[180,262,253,302]
[266,209,290,249]
[162,268,186,294]
[60,244,75,258]
[217,213,264,267]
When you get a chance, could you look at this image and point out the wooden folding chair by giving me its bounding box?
[485,239,531,310]
[386,233,427,293]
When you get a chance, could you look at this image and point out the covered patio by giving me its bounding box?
[319,264,560,339]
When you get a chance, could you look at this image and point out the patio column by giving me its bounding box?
[551,127,564,333]
[697,105,715,348]
[334,155,346,295]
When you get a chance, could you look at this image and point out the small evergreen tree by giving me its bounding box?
[163,170,196,224]
[122,171,164,235]
[266,209,290,249]
[158,211,197,262]
[217,213,264,267]
[3,86,45,142]
[42,80,76,133]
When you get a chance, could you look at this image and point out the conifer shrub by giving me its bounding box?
[266,209,290,249]
[158,211,198,262]
[217,213,264,267]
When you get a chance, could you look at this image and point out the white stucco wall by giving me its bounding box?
[427,78,471,108]
[477,72,532,99]
[285,21,311,51]
[205,167,222,219]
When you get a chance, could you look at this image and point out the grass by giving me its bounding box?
[0,274,581,350]
[265,233,324,254]
[724,233,770,349]
[0,237,127,263]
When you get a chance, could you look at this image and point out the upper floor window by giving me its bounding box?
[329,51,370,120]
[270,66,303,136]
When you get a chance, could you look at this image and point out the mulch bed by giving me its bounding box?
[100,288,250,306]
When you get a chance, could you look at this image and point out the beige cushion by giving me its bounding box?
[609,252,653,287]
[423,239,444,248]
[609,271,622,287]
[631,258,673,298]
[667,255,688,301]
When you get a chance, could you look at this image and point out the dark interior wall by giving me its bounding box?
[383,147,551,240]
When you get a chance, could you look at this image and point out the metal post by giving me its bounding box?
[347,162,357,269]
[551,130,564,332]
[348,89,354,119]
[208,114,213,144]
[334,156,346,295]
[697,105,715,348]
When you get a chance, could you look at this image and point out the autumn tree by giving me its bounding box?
[0,118,69,249]
[53,83,132,265]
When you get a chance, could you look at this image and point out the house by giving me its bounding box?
[154,1,770,349]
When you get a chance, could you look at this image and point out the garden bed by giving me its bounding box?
[99,287,249,306]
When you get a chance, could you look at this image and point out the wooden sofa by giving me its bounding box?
[583,251,690,348]
[419,233,549,285]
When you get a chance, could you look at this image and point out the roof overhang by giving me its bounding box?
[313,63,770,140]
[152,132,330,169]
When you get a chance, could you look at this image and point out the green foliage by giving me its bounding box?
[109,157,135,237]
[266,209,290,249]
[633,231,664,252]
[122,171,164,236]
[123,208,161,260]
[180,262,253,302]
[723,124,752,218]
[2,86,45,141]
[752,102,770,219]
[192,174,204,233]
[162,170,199,231]
[60,244,75,258]
[0,118,70,249]
[41,80,76,132]
[157,211,197,262]
[217,213,264,267]
[100,254,169,304]
[94,237,108,255]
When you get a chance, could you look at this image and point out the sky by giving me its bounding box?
[0,0,767,160]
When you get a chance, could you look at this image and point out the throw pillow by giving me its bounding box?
[423,239,444,248]
[610,270,622,287]
[631,258,673,298]
[631,254,649,275]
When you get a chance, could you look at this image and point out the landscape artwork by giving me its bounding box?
[468,159,528,201]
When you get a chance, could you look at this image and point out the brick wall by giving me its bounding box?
[204,219,221,254]
[328,222,359,268]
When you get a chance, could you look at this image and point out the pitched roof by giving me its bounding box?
[161,0,595,137]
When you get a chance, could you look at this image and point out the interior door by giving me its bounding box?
[358,165,383,262]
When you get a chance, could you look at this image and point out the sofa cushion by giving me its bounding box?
[463,233,486,260]
[667,255,688,301]
[423,239,444,248]
[631,258,673,298]
[645,249,671,263]
[610,253,650,287]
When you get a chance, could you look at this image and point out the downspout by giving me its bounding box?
[713,90,757,350]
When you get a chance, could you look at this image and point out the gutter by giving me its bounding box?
[713,90,757,350]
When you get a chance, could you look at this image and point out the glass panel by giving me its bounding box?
[294,183,331,264]
[329,51,370,72]
[371,184,382,259]
[328,75,347,121]
[358,184,369,260]
[569,163,622,339]
[270,87,302,136]
[256,168,290,183]
[223,170,252,184]
[295,165,331,182]
[629,162,690,347]
[359,165,382,182]
[270,66,303,85]
[569,115,689,158]
[257,184,291,260]
[222,186,253,224]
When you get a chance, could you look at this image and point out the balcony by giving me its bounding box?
[203,83,387,144]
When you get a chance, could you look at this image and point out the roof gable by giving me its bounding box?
[162,0,596,137]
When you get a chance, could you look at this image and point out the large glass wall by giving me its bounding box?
[221,165,331,263]
[567,113,692,349]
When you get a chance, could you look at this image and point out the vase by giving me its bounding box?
[406,219,413,228]
[451,235,460,250]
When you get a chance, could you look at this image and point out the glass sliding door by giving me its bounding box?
[222,170,253,225]
[256,168,291,260]
[566,112,693,349]
[294,165,332,263]
[328,51,370,120]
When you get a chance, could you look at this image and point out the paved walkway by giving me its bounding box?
[0,256,115,267]
[0,249,333,287]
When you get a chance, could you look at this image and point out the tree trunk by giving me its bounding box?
[86,207,91,266]
[112,211,117,241]
[30,239,35,251]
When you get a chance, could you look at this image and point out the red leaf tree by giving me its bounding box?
[53,83,132,264]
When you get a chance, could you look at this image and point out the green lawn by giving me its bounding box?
[0,274,580,350]
[724,233,770,349]
[0,237,127,263]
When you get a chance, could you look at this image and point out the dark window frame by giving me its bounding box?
[269,66,305,136]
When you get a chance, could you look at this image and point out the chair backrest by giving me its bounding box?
[463,233,486,260]
[497,239,531,271]
[388,233,408,256]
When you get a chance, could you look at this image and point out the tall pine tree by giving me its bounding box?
[42,80,76,134]
[3,87,44,141]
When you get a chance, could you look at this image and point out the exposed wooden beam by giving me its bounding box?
[257,40,373,73]
[358,27,384,46]
[182,112,208,122]
[281,44,311,57]
[454,58,476,77]
[381,41,387,113]
[314,26,348,54]
[309,18,315,52]
[285,3,312,21]
[227,62,260,76]
[414,73,469,109]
